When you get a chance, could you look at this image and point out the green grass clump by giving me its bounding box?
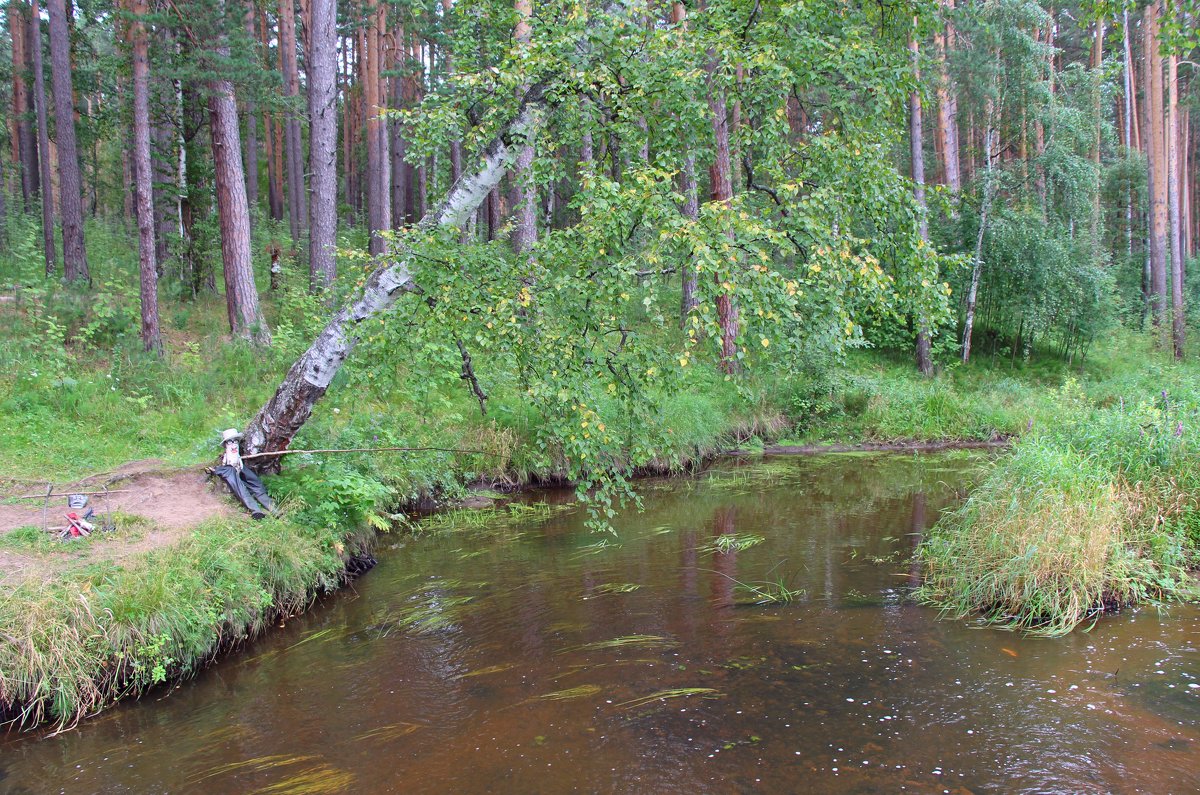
[0,515,373,729]
[920,406,1199,634]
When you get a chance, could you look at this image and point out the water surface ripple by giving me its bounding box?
[3,453,1197,794]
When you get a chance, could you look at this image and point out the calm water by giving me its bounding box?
[2,453,1198,794]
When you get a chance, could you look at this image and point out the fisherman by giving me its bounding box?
[213,428,275,519]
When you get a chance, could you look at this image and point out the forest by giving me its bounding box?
[0,0,1199,760]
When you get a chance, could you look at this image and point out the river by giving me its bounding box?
[2,453,1197,793]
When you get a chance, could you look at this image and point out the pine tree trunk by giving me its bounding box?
[30,0,56,277]
[208,21,270,344]
[308,0,337,291]
[933,0,960,191]
[708,72,739,372]
[261,9,284,222]
[47,0,89,283]
[244,91,544,460]
[364,2,389,255]
[10,0,39,212]
[910,25,933,377]
[511,0,538,258]
[243,2,259,218]
[1167,52,1183,358]
[129,0,161,354]
[1145,1,1167,328]
[279,0,307,243]
[389,59,407,229]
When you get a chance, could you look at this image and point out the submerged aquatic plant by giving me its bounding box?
[557,634,678,654]
[704,568,803,605]
[583,582,641,598]
[615,688,722,710]
[538,685,603,701]
[700,533,766,554]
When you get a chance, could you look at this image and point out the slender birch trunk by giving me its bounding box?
[962,96,996,364]
[910,24,933,376]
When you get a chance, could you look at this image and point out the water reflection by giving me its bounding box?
[2,453,1197,794]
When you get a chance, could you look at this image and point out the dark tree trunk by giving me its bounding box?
[151,66,175,274]
[389,47,407,230]
[279,0,307,243]
[47,0,89,283]
[243,3,259,218]
[208,27,270,344]
[308,0,337,290]
[708,80,739,372]
[30,0,56,277]
[129,0,161,354]
[11,0,39,212]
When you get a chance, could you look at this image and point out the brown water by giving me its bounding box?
[2,453,1198,794]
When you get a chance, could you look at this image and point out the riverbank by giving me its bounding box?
[2,277,1199,727]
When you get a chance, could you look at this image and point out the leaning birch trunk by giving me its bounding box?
[243,91,544,462]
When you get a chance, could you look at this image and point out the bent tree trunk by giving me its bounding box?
[243,91,543,461]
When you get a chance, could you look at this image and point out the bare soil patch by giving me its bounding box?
[0,460,237,585]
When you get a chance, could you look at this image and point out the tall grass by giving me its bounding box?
[920,379,1200,634]
[0,515,374,728]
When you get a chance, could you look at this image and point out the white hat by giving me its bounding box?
[221,428,244,444]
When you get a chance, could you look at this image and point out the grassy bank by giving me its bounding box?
[0,514,375,728]
[3,220,1199,728]
[919,373,1200,634]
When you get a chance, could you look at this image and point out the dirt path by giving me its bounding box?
[0,460,238,585]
